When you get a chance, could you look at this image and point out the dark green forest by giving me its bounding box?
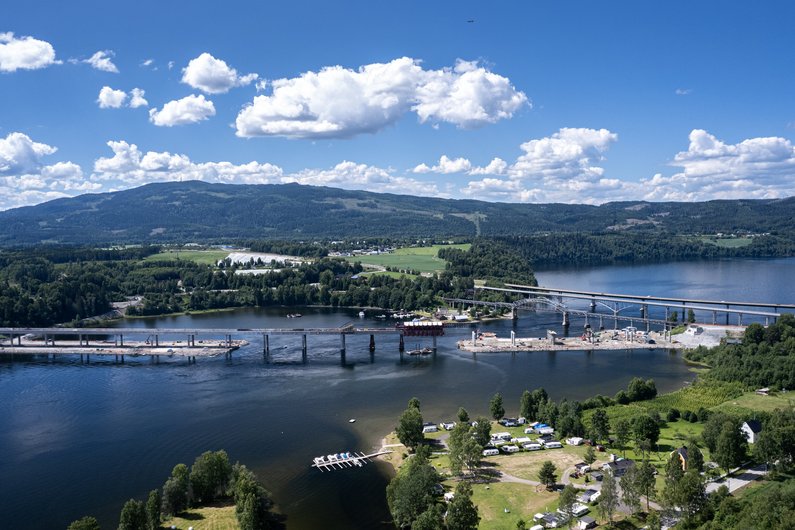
[0,240,532,327]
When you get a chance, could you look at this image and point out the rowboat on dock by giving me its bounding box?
[311,449,392,472]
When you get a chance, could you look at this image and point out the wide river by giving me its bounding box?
[1,258,794,529]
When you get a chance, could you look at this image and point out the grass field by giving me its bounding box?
[349,244,470,273]
[700,236,754,248]
[160,503,238,529]
[469,482,557,530]
[712,391,795,415]
[145,249,229,265]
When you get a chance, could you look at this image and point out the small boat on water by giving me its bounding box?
[358,311,365,318]
[349,418,356,423]
[286,313,303,318]
[407,347,434,356]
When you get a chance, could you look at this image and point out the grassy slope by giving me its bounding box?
[350,244,471,273]
[160,504,238,529]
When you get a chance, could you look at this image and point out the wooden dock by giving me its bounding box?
[312,450,392,472]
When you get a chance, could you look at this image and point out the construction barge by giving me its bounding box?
[458,329,682,353]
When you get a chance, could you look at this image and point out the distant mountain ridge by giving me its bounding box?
[0,181,792,245]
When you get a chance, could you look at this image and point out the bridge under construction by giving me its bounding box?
[446,283,794,331]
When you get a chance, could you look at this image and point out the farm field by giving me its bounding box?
[699,236,754,248]
[712,391,795,415]
[349,244,470,273]
[144,249,229,265]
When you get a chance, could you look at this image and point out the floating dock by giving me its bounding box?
[312,450,392,472]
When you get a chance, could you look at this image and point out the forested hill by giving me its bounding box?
[0,180,794,245]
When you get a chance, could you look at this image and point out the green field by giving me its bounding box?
[712,391,795,415]
[700,236,754,248]
[160,503,238,529]
[144,249,229,265]
[349,244,470,273]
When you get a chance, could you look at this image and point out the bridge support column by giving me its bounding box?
[590,298,596,313]
[562,311,570,327]
[369,334,376,352]
[121,354,124,363]
[511,330,516,347]
[263,334,270,362]
[712,311,717,325]
[512,308,518,321]
[155,335,159,347]
[432,335,437,353]
[399,335,405,353]
[599,316,604,331]
[340,333,346,354]
[119,334,124,346]
[79,334,83,346]
[472,331,477,345]
[302,334,307,363]
[726,304,730,325]
[738,313,743,326]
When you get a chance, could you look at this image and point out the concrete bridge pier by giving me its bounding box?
[119,334,124,347]
[399,335,405,353]
[590,298,596,312]
[599,316,604,331]
[511,330,516,347]
[562,311,570,327]
[340,333,346,354]
[263,334,270,362]
[302,334,308,363]
[432,335,437,353]
[369,334,376,352]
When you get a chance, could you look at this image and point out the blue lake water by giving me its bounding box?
[1,257,793,529]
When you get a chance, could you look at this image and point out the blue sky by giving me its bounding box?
[2,0,795,210]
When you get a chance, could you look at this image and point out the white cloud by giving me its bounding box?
[675,88,692,96]
[235,56,527,139]
[461,128,620,203]
[140,58,154,68]
[97,86,127,108]
[0,32,59,72]
[638,129,795,201]
[287,161,442,196]
[413,155,472,174]
[148,94,215,126]
[181,52,258,94]
[413,60,528,129]
[0,132,97,210]
[0,132,58,174]
[84,50,118,73]
[92,140,283,185]
[129,88,148,108]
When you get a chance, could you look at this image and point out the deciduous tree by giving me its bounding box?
[446,481,480,530]
[490,392,505,420]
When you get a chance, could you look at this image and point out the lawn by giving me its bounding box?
[712,391,795,415]
[160,503,238,529]
[349,244,470,273]
[468,482,557,530]
[145,249,229,265]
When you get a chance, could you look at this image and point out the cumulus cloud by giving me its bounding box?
[129,88,148,108]
[235,56,527,139]
[97,86,127,108]
[0,32,59,72]
[675,88,692,96]
[0,132,97,210]
[638,129,795,201]
[148,94,215,126]
[287,161,441,195]
[460,128,620,203]
[92,140,283,185]
[84,50,118,73]
[181,52,258,94]
[413,155,472,174]
[140,58,154,68]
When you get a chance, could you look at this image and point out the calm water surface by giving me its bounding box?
[1,258,793,529]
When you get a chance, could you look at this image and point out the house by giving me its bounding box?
[444,492,455,502]
[578,489,599,504]
[577,515,597,529]
[741,420,762,444]
[422,422,438,433]
[574,462,591,473]
[566,437,584,446]
[440,421,456,430]
[671,446,688,471]
[572,503,590,517]
[603,459,635,477]
[541,513,561,528]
